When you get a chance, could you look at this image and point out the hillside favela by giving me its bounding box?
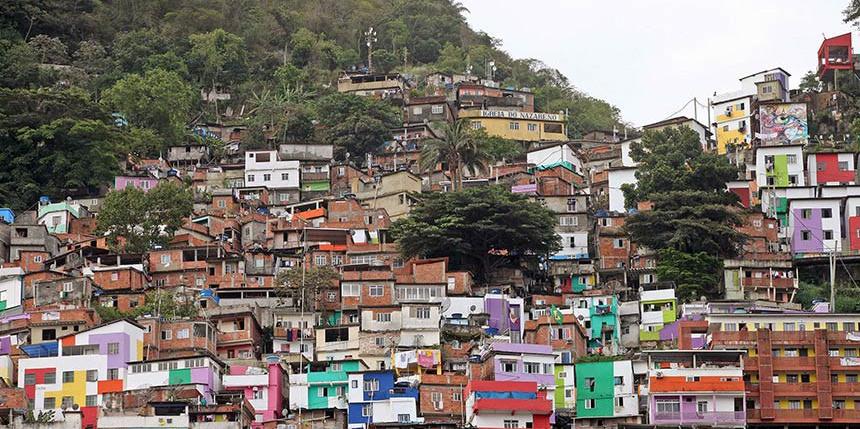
[6,1,860,429]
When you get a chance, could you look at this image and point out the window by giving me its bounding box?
[788,175,798,185]
[282,173,289,181]
[471,121,482,130]
[849,374,859,382]
[503,420,520,428]
[559,216,577,226]
[788,400,801,409]
[825,230,834,240]
[584,399,595,409]
[616,397,625,407]
[801,208,812,219]
[835,400,847,409]
[363,379,379,392]
[161,329,172,340]
[263,174,271,182]
[369,285,384,296]
[524,362,541,373]
[830,348,841,357]
[44,397,56,409]
[86,395,97,407]
[332,255,343,266]
[509,121,520,130]
[585,377,596,392]
[398,414,410,423]
[247,174,255,183]
[655,398,681,414]
[376,312,391,322]
[827,322,839,331]
[501,360,517,372]
[160,254,171,265]
[327,291,337,301]
[375,337,386,347]
[43,372,56,384]
[697,401,709,413]
[412,106,423,115]
[786,154,797,164]
[62,371,74,383]
[839,161,851,171]
[614,376,624,386]
[108,368,119,380]
[527,123,537,132]
[784,323,796,332]
[847,322,857,332]
[315,255,327,266]
[107,342,120,355]
[823,208,833,218]
[452,392,462,401]
[786,374,799,383]
[766,176,775,186]
[415,307,431,319]
[801,230,811,241]
[544,123,563,133]
[362,404,372,417]
[431,105,444,114]
[848,349,859,358]
[613,238,625,248]
[86,370,98,382]
[342,283,360,297]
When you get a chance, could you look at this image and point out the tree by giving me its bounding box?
[96,182,193,253]
[96,290,199,322]
[101,68,195,151]
[623,126,745,300]
[276,266,339,313]
[27,34,68,64]
[188,29,246,90]
[314,93,401,161]
[420,120,491,191]
[0,87,122,211]
[799,70,822,93]
[390,186,560,282]
[655,249,721,302]
[846,0,860,27]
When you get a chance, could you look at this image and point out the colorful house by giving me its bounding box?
[755,144,806,189]
[554,362,576,412]
[639,286,677,342]
[574,360,640,427]
[459,110,567,142]
[125,354,224,403]
[807,152,857,186]
[465,380,553,429]
[289,359,368,411]
[346,370,419,428]
[644,350,746,428]
[787,197,843,254]
[818,32,854,80]
[0,267,23,313]
[571,294,620,354]
[36,200,86,234]
[17,319,145,425]
[222,361,288,427]
[114,174,159,192]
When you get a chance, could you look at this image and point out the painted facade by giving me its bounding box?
[465,380,553,429]
[759,103,809,146]
[755,145,806,188]
[639,287,677,342]
[459,110,567,142]
[222,362,287,427]
[574,360,639,423]
[788,198,842,254]
[346,370,419,429]
[808,152,857,186]
[126,355,224,402]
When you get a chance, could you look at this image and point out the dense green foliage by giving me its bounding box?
[623,127,745,300]
[0,0,624,210]
[96,182,194,253]
[96,290,199,322]
[390,186,560,282]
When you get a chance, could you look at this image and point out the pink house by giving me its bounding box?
[222,361,288,427]
[114,175,159,192]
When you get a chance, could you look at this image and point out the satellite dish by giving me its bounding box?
[469,305,477,312]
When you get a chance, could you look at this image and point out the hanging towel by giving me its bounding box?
[418,350,435,368]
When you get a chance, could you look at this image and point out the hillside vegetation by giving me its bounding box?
[0,0,625,211]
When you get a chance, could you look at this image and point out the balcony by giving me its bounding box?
[773,382,818,395]
[652,411,745,425]
[748,408,860,423]
[773,356,816,370]
[741,277,797,289]
[473,398,552,415]
[831,382,860,394]
[301,172,330,182]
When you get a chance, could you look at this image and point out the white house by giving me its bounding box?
[245,150,301,204]
[787,198,843,254]
[527,143,583,174]
[607,167,638,213]
[754,145,806,189]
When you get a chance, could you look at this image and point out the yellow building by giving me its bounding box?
[712,95,752,155]
[458,109,567,142]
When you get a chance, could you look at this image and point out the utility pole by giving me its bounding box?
[830,250,837,313]
[364,27,377,73]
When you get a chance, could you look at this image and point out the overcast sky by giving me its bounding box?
[460,0,855,127]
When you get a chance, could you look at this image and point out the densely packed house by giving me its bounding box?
[4,33,860,429]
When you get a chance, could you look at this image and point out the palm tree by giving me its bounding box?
[420,120,490,191]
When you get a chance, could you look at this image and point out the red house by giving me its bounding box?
[807,152,856,186]
[818,33,854,80]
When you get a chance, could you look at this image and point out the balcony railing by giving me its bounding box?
[653,410,745,423]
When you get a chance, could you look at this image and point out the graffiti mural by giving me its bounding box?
[758,103,808,145]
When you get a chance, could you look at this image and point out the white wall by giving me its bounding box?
[18,355,108,409]
[443,297,484,319]
[620,139,638,167]
[528,144,581,173]
[372,397,418,423]
[608,168,637,212]
[0,267,23,310]
[245,151,300,189]
[613,360,639,417]
[556,232,589,258]
[361,309,403,332]
[289,373,308,409]
[755,146,805,188]
[787,199,842,253]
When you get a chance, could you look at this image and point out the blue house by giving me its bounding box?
[346,370,419,429]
